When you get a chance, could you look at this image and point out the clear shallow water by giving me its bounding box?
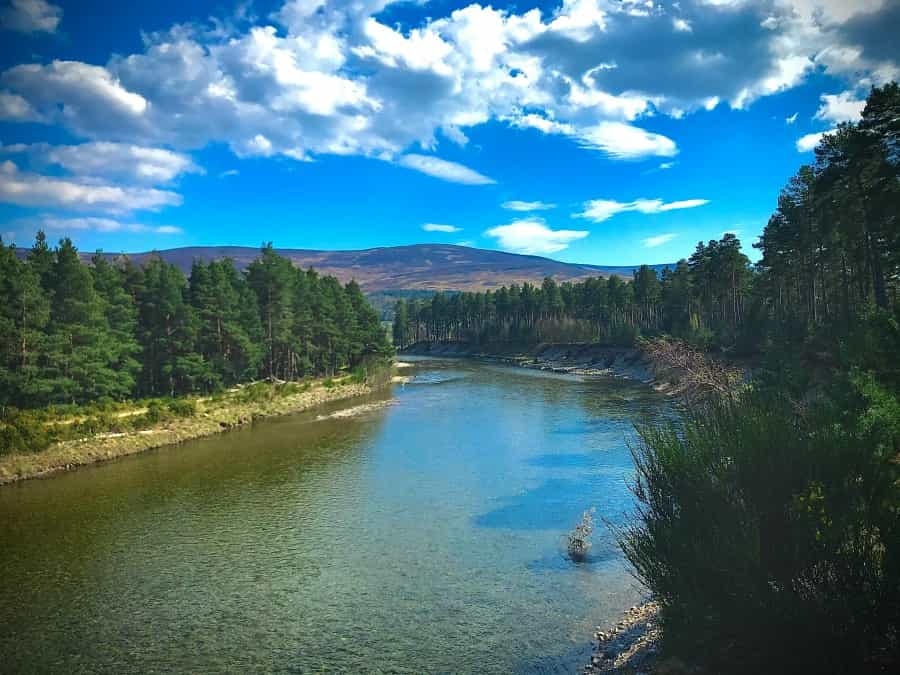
[0,359,669,674]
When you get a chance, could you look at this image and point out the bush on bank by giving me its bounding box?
[619,376,900,673]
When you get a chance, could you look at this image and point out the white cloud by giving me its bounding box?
[815,91,866,123]
[576,197,710,223]
[0,91,39,121]
[397,154,495,185]
[2,61,147,138]
[422,223,462,232]
[219,169,239,178]
[577,122,678,159]
[785,112,798,124]
[0,161,182,213]
[36,216,182,234]
[2,142,202,184]
[0,0,62,34]
[643,233,677,248]
[514,115,678,160]
[485,217,588,255]
[658,162,675,170]
[501,200,556,212]
[0,0,896,186]
[796,131,826,152]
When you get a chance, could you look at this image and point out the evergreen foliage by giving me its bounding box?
[0,240,391,410]
[617,83,900,673]
[392,232,752,350]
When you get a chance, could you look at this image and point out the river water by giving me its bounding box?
[0,358,669,674]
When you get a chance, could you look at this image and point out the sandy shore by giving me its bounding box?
[0,378,384,486]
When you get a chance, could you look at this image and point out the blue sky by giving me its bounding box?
[0,0,895,265]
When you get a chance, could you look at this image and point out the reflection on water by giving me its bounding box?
[0,358,669,674]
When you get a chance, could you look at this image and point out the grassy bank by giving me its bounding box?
[0,375,387,486]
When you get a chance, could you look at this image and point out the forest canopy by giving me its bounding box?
[0,241,391,409]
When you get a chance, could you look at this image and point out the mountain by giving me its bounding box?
[19,243,672,292]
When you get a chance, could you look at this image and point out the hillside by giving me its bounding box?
[38,243,670,292]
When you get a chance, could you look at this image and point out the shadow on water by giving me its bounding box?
[527,452,595,468]
[474,476,598,530]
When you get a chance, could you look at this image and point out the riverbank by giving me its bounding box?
[402,342,656,380]
[402,341,748,403]
[583,601,661,674]
[0,377,385,486]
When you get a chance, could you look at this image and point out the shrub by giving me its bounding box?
[619,384,899,673]
[166,398,196,418]
[238,382,272,403]
[73,412,119,436]
[142,400,171,425]
[0,408,54,455]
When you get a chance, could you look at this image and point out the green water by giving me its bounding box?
[0,359,669,674]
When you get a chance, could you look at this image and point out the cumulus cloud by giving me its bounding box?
[815,90,866,123]
[0,161,182,213]
[2,61,148,138]
[485,217,588,255]
[796,131,826,152]
[422,223,462,232]
[398,154,495,185]
[502,200,556,211]
[0,0,895,180]
[576,197,710,223]
[643,233,677,248]
[0,0,62,33]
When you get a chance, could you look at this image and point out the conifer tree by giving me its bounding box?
[0,239,49,407]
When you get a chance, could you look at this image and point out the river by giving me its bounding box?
[0,358,669,674]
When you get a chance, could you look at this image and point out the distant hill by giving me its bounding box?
[17,243,672,292]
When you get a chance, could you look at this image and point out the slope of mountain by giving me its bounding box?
[25,243,672,292]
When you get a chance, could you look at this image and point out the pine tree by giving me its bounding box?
[137,256,204,396]
[27,230,55,291]
[44,239,125,403]
[246,244,296,380]
[91,253,141,399]
[0,239,50,407]
[189,258,261,388]
[393,299,409,348]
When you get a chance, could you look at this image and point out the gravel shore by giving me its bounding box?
[583,602,662,674]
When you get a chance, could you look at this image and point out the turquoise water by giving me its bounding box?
[0,359,668,674]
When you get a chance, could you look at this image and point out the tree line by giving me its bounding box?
[393,233,752,351]
[394,84,899,363]
[0,240,391,408]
